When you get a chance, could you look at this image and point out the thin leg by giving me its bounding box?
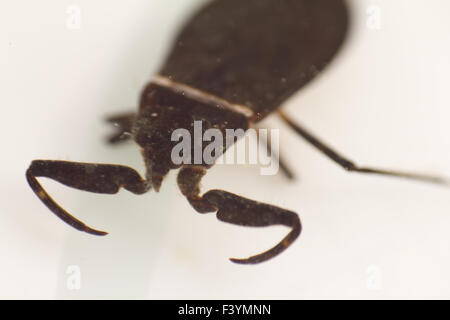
[177,166,301,264]
[106,112,136,144]
[26,160,151,235]
[279,111,447,185]
[255,127,295,180]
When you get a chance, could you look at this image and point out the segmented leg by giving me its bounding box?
[255,126,295,180]
[279,110,448,185]
[106,112,136,144]
[26,160,151,235]
[177,165,301,264]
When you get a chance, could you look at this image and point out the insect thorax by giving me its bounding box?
[133,81,250,175]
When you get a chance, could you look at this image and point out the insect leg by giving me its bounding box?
[106,112,136,144]
[255,125,295,180]
[279,111,447,185]
[26,160,151,235]
[177,165,301,264]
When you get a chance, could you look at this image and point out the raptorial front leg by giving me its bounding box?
[26,160,151,235]
[106,112,136,144]
[177,165,302,264]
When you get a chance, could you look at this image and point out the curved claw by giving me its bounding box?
[203,189,302,264]
[26,168,108,236]
[229,220,301,264]
[26,160,150,236]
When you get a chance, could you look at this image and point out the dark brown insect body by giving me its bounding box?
[26,0,445,264]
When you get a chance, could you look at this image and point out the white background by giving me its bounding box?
[2,0,450,299]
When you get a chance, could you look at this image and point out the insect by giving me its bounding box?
[27,0,446,264]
